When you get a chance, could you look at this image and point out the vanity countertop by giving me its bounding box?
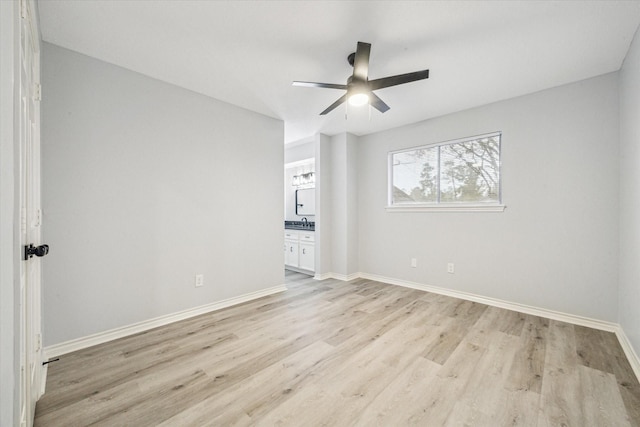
[285,220,315,231]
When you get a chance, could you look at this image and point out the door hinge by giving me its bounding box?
[20,208,27,234]
[33,83,41,102]
[34,208,42,227]
[35,334,41,352]
[20,0,26,19]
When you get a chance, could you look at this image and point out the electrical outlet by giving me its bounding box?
[195,274,204,287]
[447,263,455,274]
[411,258,417,268]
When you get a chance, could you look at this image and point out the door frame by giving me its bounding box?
[0,1,43,425]
[17,0,43,425]
[0,1,21,425]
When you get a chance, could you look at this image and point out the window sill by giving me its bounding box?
[385,204,506,213]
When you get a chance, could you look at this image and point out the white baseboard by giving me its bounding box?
[330,272,360,282]
[358,272,619,332]
[43,284,287,359]
[314,272,359,282]
[615,326,640,381]
[40,363,48,397]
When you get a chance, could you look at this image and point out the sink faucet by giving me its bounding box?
[301,217,308,226]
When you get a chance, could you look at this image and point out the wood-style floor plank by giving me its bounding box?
[35,271,640,426]
[506,315,549,394]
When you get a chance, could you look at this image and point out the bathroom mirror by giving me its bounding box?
[295,188,315,216]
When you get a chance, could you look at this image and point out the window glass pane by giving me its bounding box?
[392,147,438,203]
[439,136,500,203]
[388,132,501,207]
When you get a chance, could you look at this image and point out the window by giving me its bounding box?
[388,132,503,211]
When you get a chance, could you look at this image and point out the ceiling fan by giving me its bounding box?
[293,41,429,116]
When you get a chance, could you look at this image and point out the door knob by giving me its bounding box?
[24,244,49,260]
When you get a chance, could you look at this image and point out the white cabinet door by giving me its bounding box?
[284,229,314,272]
[285,241,299,267]
[299,243,315,271]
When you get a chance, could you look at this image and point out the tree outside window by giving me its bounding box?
[390,133,501,205]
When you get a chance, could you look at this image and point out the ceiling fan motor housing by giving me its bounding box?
[347,52,356,67]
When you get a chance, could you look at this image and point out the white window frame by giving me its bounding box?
[386,131,506,212]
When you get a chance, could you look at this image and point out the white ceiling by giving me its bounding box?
[38,1,640,144]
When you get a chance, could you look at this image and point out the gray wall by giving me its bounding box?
[346,134,360,276]
[619,26,640,354]
[358,73,620,322]
[315,133,332,276]
[327,133,360,277]
[330,134,348,275]
[284,139,315,164]
[42,43,284,346]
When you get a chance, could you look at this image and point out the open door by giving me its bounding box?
[18,0,45,425]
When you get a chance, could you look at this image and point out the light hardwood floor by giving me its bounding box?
[35,271,640,426]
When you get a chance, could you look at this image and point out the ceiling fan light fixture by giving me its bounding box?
[293,41,429,116]
[348,92,369,107]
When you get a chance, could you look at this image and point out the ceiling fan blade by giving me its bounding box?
[369,92,390,113]
[292,81,348,90]
[320,93,348,115]
[352,42,371,81]
[368,70,429,90]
